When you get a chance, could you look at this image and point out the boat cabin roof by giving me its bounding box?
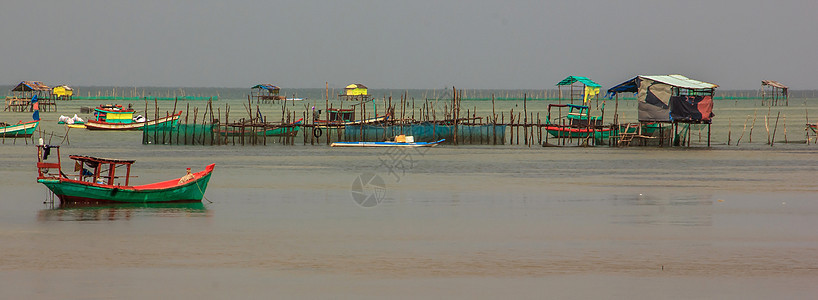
[69,155,135,165]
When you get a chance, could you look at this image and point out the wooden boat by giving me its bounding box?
[332,135,444,147]
[36,145,214,203]
[219,118,303,137]
[58,115,86,128]
[543,125,616,139]
[544,104,616,141]
[314,108,390,128]
[0,120,38,137]
[85,111,182,130]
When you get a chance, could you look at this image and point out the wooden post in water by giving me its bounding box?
[784,115,789,144]
[771,111,780,147]
[509,109,514,145]
[749,110,757,143]
[453,87,458,145]
[209,99,215,146]
[765,115,770,145]
[523,94,527,146]
[537,113,541,145]
[154,99,159,145]
[184,103,190,145]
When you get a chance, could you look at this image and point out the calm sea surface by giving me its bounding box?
[1,89,817,299]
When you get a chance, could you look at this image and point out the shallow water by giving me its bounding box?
[1,91,818,298]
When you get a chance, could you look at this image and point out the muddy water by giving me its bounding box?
[1,94,818,298]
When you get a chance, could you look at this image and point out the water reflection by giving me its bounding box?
[38,202,210,222]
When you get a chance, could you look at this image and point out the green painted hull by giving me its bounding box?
[0,121,38,137]
[545,126,616,140]
[38,171,212,203]
[219,125,300,136]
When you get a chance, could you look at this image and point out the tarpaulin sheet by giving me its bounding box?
[637,78,672,122]
[669,96,713,122]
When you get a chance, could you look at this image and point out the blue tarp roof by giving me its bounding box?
[605,77,639,99]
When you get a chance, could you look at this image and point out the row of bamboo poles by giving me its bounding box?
[136,89,816,147]
[141,89,612,147]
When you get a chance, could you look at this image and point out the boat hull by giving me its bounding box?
[0,120,38,137]
[219,126,300,137]
[38,164,214,203]
[331,139,444,147]
[85,113,180,131]
[544,126,615,140]
[315,115,389,129]
[218,119,303,137]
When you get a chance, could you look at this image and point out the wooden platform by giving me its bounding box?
[4,97,57,112]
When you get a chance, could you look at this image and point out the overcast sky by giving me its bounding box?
[1,0,816,89]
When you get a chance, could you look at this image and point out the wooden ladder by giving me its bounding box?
[617,123,641,147]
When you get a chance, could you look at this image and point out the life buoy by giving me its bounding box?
[313,127,323,138]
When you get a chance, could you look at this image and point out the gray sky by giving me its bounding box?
[1,0,816,89]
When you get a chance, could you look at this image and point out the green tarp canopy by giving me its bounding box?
[556,76,601,88]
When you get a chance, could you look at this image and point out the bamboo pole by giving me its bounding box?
[765,115,770,145]
[749,110,757,143]
[771,112,780,147]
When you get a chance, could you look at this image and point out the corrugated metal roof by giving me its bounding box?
[556,76,601,88]
[761,80,787,89]
[639,75,718,90]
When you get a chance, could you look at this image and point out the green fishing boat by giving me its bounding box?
[544,104,617,142]
[218,118,303,136]
[0,120,39,137]
[36,145,214,203]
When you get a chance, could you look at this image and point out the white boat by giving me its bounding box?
[331,135,444,148]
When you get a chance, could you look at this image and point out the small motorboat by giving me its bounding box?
[331,135,444,148]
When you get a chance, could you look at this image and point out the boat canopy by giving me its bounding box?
[69,155,135,166]
[68,155,136,186]
[556,76,601,88]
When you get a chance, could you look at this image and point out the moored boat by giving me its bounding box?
[314,108,390,129]
[84,109,182,130]
[1,120,39,137]
[544,104,616,142]
[218,118,303,137]
[331,135,444,147]
[36,145,214,203]
[2,95,40,137]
